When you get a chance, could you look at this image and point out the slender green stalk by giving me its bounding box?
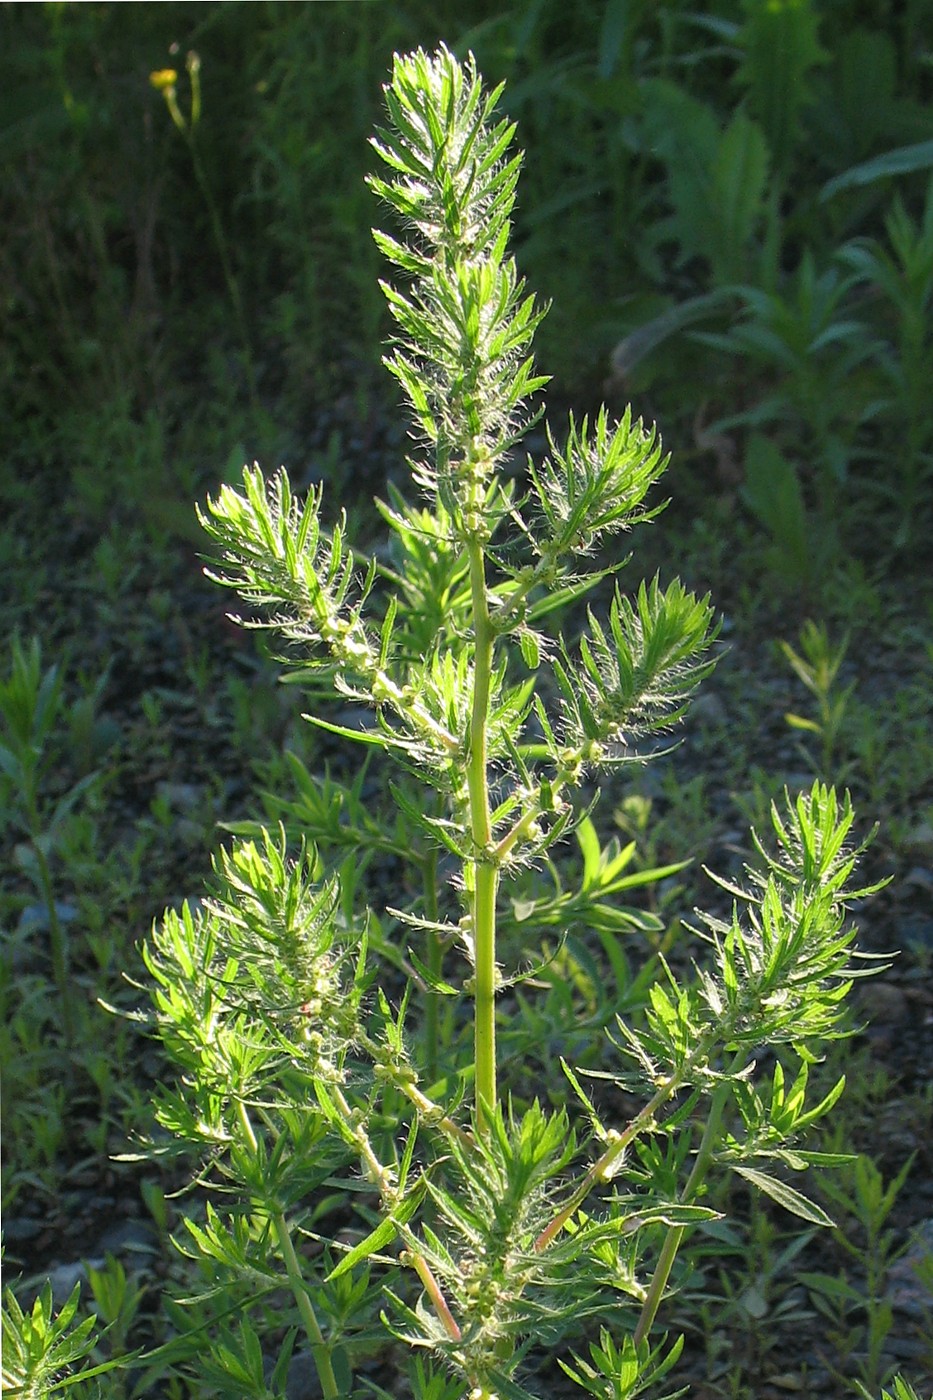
[422,844,441,1083]
[395,1079,476,1150]
[333,1085,468,1351]
[405,1252,462,1342]
[235,1102,339,1400]
[466,536,498,1132]
[152,58,259,413]
[272,1212,340,1400]
[536,1033,737,1254]
[535,1079,680,1253]
[634,1067,738,1345]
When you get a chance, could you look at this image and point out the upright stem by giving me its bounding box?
[466,536,498,1133]
[186,139,259,414]
[235,1102,340,1400]
[422,844,441,1083]
[273,1211,340,1400]
[633,1073,735,1346]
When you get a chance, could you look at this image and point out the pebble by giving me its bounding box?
[883,1336,930,1361]
[887,1218,933,1320]
[904,822,933,861]
[95,1218,159,1258]
[286,1350,323,1400]
[856,981,909,1025]
[16,900,78,936]
[903,866,933,894]
[45,1260,103,1306]
[154,781,204,812]
[901,915,933,954]
[691,692,727,728]
[777,771,818,795]
[262,1349,322,1400]
[1,1217,44,1245]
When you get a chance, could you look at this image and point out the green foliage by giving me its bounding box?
[559,1329,686,1399]
[6,1,932,563]
[132,46,889,1400]
[736,0,828,178]
[780,620,856,781]
[2,8,930,1397]
[0,637,99,1046]
[740,433,817,593]
[866,1380,929,1400]
[0,633,153,1210]
[1,1281,112,1398]
[803,1155,917,1394]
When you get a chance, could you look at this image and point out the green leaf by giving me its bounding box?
[407,945,461,997]
[821,139,933,201]
[326,1183,424,1282]
[711,112,769,280]
[518,629,540,670]
[611,289,741,377]
[785,712,822,734]
[732,1165,835,1226]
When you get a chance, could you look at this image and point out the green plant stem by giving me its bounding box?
[406,1252,462,1341]
[184,137,259,414]
[466,536,498,1132]
[633,1071,736,1346]
[332,1083,395,1194]
[273,1211,340,1400]
[332,1085,467,1350]
[534,1079,679,1253]
[536,1031,734,1254]
[235,1102,339,1400]
[422,844,441,1083]
[396,1079,476,1149]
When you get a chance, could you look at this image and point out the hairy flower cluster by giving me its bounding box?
[146,830,362,1105]
[369,47,548,529]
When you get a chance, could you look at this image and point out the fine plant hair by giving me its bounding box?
[140,46,885,1400]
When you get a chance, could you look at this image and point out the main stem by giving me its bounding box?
[422,844,441,1084]
[467,535,498,1133]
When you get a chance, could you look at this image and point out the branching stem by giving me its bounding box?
[273,1211,341,1400]
[534,1078,679,1253]
[535,1031,730,1253]
[236,1100,339,1400]
[634,1069,737,1345]
[407,1252,463,1342]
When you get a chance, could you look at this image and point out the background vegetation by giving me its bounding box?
[2,2,932,1396]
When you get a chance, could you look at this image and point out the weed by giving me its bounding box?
[779,619,856,782]
[803,1156,916,1394]
[136,48,886,1400]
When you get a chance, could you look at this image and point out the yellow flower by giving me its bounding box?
[149,69,178,92]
